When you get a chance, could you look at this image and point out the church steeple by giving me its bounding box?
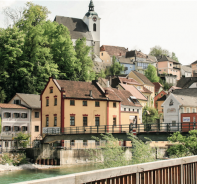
[89,0,94,11]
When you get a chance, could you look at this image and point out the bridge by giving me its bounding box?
[14,155,197,184]
[42,123,195,143]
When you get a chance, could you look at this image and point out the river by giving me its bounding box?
[0,164,99,184]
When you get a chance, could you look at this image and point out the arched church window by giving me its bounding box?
[93,23,96,31]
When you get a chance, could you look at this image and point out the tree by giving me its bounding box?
[14,132,30,148]
[96,69,106,79]
[149,46,179,62]
[0,87,6,103]
[167,130,197,158]
[142,106,159,124]
[75,37,95,81]
[145,64,159,83]
[171,52,179,62]
[106,56,124,76]
[149,46,171,57]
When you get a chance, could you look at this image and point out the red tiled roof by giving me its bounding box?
[153,82,163,93]
[113,89,142,107]
[141,86,152,94]
[132,71,154,86]
[120,84,147,101]
[118,77,140,85]
[0,103,27,109]
[100,45,128,57]
[56,80,121,101]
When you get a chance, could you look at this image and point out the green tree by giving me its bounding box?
[75,37,95,81]
[14,132,30,148]
[171,52,179,62]
[106,56,124,76]
[145,64,159,83]
[96,69,106,79]
[0,87,6,103]
[142,106,159,124]
[149,46,171,57]
[167,130,197,158]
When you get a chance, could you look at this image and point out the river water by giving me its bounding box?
[0,164,99,184]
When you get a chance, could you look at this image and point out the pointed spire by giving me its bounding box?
[89,0,94,11]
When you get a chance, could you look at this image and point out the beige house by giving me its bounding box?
[9,93,41,146]
[127,71,155,107]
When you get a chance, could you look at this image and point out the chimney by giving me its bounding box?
[105,90,109,98]
[107,81,110,87]
[89,90,92,97]
[109,76,112,85]
[61,87,65,92]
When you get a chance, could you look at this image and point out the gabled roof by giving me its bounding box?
[173,94,197,107]
[0,103,27,109]
[147,55,157,63]
[119,83,147,101]
[118,57,134,64]
[157,55,179,63]
[191,60,197,65]
[55,80,121,101]
[118,77,140,85]
[182,65,192,73]
[172,88,197,97]
[177,77,197,89]
[153,82,163,93]
[157,95,167,102]
[54,16,93,41]
[126,50,147,59]
[141,86,152,94]
[15,93,41,109]
[113,89,142,107]
[131,71,155,86]
[100,45,128,57]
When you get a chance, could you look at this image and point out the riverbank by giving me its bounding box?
[0,164,61,172]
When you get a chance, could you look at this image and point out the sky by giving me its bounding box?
[0,0,197,65]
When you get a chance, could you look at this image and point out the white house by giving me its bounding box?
[0,104,31,150]
[161,88,197,131]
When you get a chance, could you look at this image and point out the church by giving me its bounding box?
[54,0,101,62]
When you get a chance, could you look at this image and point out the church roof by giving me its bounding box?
[100,45,128,57]
[54,16,93,41]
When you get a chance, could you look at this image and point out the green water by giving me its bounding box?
[0,164,99,184]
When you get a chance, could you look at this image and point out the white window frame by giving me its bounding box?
[187,108,190,113]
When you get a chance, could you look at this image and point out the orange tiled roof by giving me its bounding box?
[0,103,27,109]
[153,82,163,93]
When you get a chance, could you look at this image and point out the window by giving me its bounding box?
[101,53,103,56]
[133,109,135,112]
[187,108,190,113]
[54,116,57,126]
[95,101,100,107]
[70,140,75,146]
[70,116,75,126]
[83,101,87,106]
[129,108,130,111]
[21,113,27,118]
[54,98,57,106]
[4,126,11,131]
[35,126,39,132]
[83,117,87,126]
[70,100,75,106]
[193,108,196,113]
[35,112,39,118]
[4,112,11,118]
[46,117,49,127]
[83,140,88,146]
[113,117,116,126]
[50,88,53,93]
[124,108,126,111]
[22,126,27,131]
[5,141,9,147]
[95,117,100,126]
[13,113,20,118]
[161,94,163,97]
[172,121,176,127]
[113,102,116,108]
[14,126,20,131]
[137,109,139,113]
[46,99,49,106]
[93,23,96,31]
[95,140,100,146]
[14,100,21,104]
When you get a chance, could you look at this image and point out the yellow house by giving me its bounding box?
[127,71,155,107]
[41,77,143,147]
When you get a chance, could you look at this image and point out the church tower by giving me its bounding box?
[83,0,100,56]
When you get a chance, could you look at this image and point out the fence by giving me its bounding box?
[13,155,197,184]
[43,122,197,136]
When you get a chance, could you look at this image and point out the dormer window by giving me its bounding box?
[14,100,21,105]
[129,96,140,104]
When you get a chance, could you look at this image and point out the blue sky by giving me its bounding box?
[0,0,197,65]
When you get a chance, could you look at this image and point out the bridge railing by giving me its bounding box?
[43,122,197,135]
[13,155,197,184]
